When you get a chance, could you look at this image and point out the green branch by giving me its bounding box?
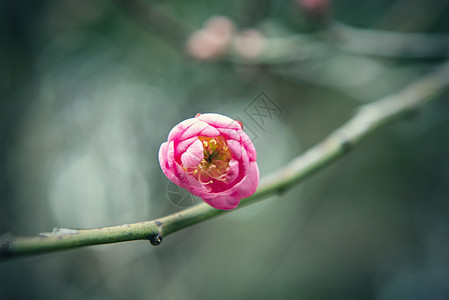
[2,63,449,260]
[115,0,191,52]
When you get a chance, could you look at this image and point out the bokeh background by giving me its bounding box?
[1,0,449,299]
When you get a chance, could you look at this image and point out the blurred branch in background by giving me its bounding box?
[330,22,449,59]
[113,0,449,64]
[115,0,190,51]
[214,23,449,65]
[2,60,449,260]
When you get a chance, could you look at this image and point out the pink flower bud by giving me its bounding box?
[186,16,235,61]
[234,29,265,59]
[159,113,259,210]
[296,0,331,25]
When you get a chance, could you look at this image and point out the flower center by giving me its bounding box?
[189,136,232,185]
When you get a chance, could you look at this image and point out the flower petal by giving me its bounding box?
[176,136,198,156]
[240,131,257,161]
[174,161,210,193]
[217,128,241,141]
[230,161,259,199]
[227,139,243,160]
[166,141,176,170]
[203,194,240,210]
[181,139,204,168]
[199,125,221,137]
[225,159,239,184]
[179,120,209,140]
[168,118,198,141]
[159,142,179,185]
[197,113,241,130]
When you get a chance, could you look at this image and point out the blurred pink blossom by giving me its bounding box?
[234,29,265,59]
[298,0,329,10]
[159,113,259,210]
[296,0,331,24]
[186,16,235,61]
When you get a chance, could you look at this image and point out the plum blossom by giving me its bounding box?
[159,113,259,210]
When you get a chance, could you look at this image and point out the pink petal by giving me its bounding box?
[158,142,169,172]
[181,139,204,168]
[179,120,209,140]
[240,131,257,161]
[227,139,243,160]
[202,194,240,210]
[166,141,176,170]
[168,118,198,141]
[176,136,198,156]
[230,161,259,199]
[198,149,250,197]
[159,142,179,185]
[197,113,241,130]
[174,162,210,193]
[199,125,221,137]
[225,159,239,183]
[217,128,241,141]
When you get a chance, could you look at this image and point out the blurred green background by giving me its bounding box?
[1,0,449,299]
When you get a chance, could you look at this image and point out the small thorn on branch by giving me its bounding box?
[338,135,353,154]
[0,233,13,257]
[148,233,163,246]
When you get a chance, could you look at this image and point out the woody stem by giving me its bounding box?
[1,62,449,260]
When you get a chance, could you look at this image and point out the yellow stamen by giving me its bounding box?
[185,135,233,185]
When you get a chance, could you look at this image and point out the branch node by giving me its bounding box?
[147,233,163,246]
[0,233,14,257]
[403,105,422,121]
[338,135,353,154]
[277,185,289,196]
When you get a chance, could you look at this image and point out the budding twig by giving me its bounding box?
[1,62,449,260]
